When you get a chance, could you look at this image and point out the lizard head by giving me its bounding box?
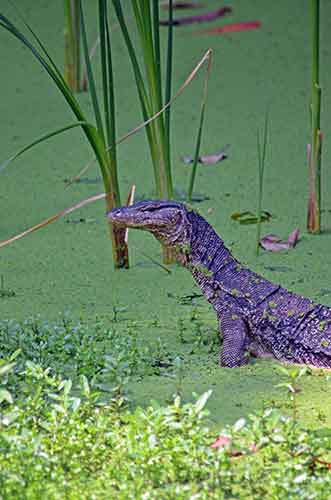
[107,200,190,246]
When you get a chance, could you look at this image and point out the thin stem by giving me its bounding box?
[307,0,322,233]
[256,111,269,256]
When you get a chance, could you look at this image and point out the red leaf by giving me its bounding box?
[160,6,232,26]
[200,21,261,35]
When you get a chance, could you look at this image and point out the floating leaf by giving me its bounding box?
[199,21,261,35]
[260,229,300,252]
[160,6,232,26]
[182,145,229,165]
[231,211,272,225]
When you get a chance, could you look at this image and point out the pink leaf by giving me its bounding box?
[211,434,231,449]
[260,229,300,252]
[160,6,232,26]
[199,21,261,35]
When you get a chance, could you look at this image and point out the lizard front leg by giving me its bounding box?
[218,309,250,368]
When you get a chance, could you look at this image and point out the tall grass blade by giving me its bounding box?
[112,0,161,194]
[307,0,322,233]
[99,0,115,148]
[187,107,205,202]
[0,122,96,172]
[0,13,106,173]
[113,51,213,150]
[164,0,174,159]
[187,53,212,201]
[256,111,269,256]
[71,50,213,183]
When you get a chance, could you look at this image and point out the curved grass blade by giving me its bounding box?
[67,51,214,186]
[187,51,212,201]
[0,13,107,175]
[114,49,213,147]
[0,121,96,172]
[0,193,106,249]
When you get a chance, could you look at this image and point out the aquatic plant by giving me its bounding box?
[307,0,322,233]
[0,1,129,268]
[1,3,213,268]
[112,0,176,262]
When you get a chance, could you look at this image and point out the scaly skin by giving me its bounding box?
[108,200,331,368]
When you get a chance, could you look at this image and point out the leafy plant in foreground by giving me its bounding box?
[1,372,331,499]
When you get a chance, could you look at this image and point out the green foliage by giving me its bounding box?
[1,361,331,498]
[1,316,331,498]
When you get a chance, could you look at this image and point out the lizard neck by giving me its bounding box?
[177,211,235,303]
[178,211,279,308]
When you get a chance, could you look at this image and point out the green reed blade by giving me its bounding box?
[111,0,161,194]
[79,0,105,143]
[0,13,107,174]
[187,55,211,202]
[99,0,111,147]
[0,122,97,173]
[164,0,174,158]
[152,0,163,107]
[256,111,269,256]
[187,106,205,202]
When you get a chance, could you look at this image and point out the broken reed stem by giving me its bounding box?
[307,0,322,233]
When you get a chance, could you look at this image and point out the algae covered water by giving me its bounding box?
[1,0,331,427]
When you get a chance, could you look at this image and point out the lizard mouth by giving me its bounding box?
[107,206,138,227]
